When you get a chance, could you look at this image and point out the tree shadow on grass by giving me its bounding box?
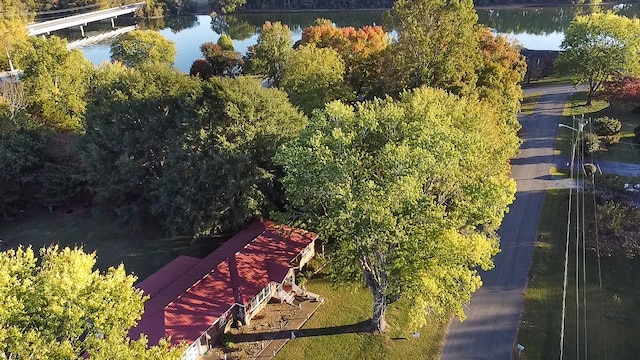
[232,320,371,343]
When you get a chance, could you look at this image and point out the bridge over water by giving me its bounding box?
[26,2,144,37]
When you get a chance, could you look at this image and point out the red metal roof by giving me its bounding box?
[137,255,201,298]
[130,220,318,347]
[164,261,236,344]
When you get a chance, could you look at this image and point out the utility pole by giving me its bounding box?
[558,113,590,360]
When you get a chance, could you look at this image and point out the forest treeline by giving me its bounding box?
[219,0,620,13]
[1,0,630,17]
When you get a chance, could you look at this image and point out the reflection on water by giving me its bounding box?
[72,3,640,72]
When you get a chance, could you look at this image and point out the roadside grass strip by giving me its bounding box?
[517,188,640,359]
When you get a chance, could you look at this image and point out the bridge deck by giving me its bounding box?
[27,2,144,36]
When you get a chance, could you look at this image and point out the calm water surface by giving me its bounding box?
[71,3,640,72]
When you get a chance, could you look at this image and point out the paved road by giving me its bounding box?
[441,84,579,360]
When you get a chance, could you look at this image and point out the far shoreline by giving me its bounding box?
[187,0,636,15]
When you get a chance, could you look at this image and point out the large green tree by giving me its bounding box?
[280,44,350,115]
[83,63,200,226]
[84,65,306,235]
[0,246,183,359]
[275,87,518,333]
[15,36,93,132]
[149,76,307,236]
[555,11,640,105]
[384,0,481,96]
[244,21,293,86]
[110,30,177,68]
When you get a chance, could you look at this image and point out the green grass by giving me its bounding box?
[516,189,640,359]
[521,75,573,89]
[521,93,542,115]
[0,210,224,280]
[558,91,640,164]
[549,165,568,177]
[275,276,447,360]
[562,92,609,118]
[515,190,566,359]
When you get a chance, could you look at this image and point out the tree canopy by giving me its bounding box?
[299,19,388,97]
[476,27,526,133]
[15,36,94,132]
[555,11,640,105]
[198,39,243,76]
[110,30,177,68]
[0,245,183,359]
[83,65,306,235]
[244,21,293,86]
[280,44,350,115]
[0,17,29,72]
[148,76,307,236]
[83,63,201,227]
[387,0,482,96]
[274,87,518,332]
[597,73,640,107]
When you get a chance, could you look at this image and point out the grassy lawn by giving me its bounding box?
[558,91,640,164]
[520,92,542,115]
[275,275,447,360]
[521,76,573,89]
[0,209,224,280]
[516,189,640,359]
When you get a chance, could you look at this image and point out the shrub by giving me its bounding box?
[581,132,602,154]
[221,332,234,348]
[189,58,214,80]
[594,116,621,136]
[604,134,621,146]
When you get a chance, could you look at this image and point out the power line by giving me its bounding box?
[580,126,588,360]
[560,117,578,360]
[575,116,581,360]
[588,119,608,360]
[559,115,589,360]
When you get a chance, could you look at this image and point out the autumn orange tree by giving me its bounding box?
[299,19,388,98]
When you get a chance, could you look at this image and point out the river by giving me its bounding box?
[61,3,640,72]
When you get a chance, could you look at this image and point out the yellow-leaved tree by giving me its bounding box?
[0,246,184,359]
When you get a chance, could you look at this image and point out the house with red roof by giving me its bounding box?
[128,220,319,360]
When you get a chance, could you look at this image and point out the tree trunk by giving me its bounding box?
[586,89,594,106]
[370,288,389,333]
[363,265,389,333]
